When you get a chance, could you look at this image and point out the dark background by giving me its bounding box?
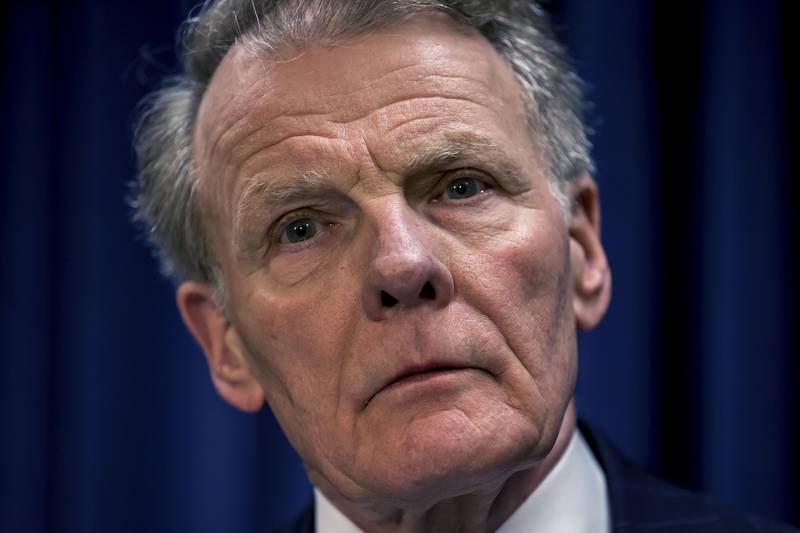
[1,1,797,531]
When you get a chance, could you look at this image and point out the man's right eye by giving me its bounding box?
[281,218,319,243]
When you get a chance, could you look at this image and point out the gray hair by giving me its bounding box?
[132,0,593,289]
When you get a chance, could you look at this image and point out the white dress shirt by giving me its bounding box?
[315,429,611,533]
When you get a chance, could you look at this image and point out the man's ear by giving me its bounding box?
[176,282,264,412]
[567,175,612,330]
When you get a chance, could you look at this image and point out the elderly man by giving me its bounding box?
[133,1,796,532]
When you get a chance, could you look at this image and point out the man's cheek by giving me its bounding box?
[461,215,564,297]
[254,339,350,463]
[474,218,571,360]
[240,297,340,402]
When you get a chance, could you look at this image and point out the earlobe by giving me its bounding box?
[176,282,265,412]
[567,175,612,330]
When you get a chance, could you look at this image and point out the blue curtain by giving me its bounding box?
[1,1,796,531]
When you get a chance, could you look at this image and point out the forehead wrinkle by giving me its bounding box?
[223,60,431,144]
[221,60,498,160]
[197,54,279,165]
[214,59,432,162]
[235,131,342,182]
[202,101,259,170]
[299,60,426,103]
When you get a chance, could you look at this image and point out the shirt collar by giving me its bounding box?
[315,429,610,533]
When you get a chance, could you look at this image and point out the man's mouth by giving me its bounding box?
[366,363,476,406]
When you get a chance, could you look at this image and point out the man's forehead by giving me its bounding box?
[193,14,520,164]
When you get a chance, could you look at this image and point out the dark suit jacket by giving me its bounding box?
[272,422,798,532]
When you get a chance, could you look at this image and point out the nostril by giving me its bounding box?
[419,281,436,300]
[381,291,398,308]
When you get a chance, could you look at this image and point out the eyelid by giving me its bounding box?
[445,168,494,186]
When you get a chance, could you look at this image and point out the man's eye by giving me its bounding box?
[281,218,319,243]
[445,177,487,200]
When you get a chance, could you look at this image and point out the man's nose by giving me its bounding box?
[361,206,454,321]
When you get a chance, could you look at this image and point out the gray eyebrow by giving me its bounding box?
[238,170,331,208]
[404,133,525,186]
[407,136,488,170]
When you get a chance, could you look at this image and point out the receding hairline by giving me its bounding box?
[191,11,513,176]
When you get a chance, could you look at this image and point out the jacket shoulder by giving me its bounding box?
[268,500,314,533]
[579,421,799,533]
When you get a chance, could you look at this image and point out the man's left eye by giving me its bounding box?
[281,217,319,243]
[444,177,487,200]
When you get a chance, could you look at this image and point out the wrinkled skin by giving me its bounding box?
[178,14,610,533]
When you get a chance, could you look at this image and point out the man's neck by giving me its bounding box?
[314,402,578,533]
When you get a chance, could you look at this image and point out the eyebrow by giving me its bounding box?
[404,133,526,190]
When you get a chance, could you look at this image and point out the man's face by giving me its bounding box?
[189,16,599,506]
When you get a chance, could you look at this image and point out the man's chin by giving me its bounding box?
[346,406,546,505]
